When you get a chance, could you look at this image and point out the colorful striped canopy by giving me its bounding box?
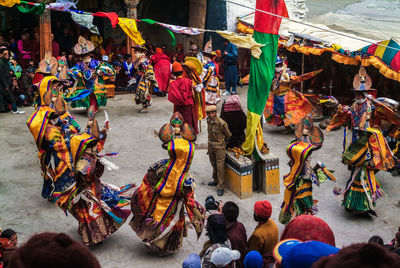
[359,39,400,72]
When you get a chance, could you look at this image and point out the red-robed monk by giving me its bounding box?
[150,47,171,96]
[168,62,198,133]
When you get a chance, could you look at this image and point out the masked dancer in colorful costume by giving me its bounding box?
[201,39,220,106]
[130,112,206,255]
[182,57,206,132]
[67,36,116,111]
[264,57,314,134]
[27,76,79,201]
[328,67,395,215]
[133,45,158,113]
[56,110,136,246]
[279,115,336,224]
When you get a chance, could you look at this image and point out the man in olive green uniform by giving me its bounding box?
[206,105,231,196]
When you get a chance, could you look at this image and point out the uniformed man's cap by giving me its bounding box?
[206,105,217,113]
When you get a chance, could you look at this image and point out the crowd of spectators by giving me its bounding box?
[182,200,400,268]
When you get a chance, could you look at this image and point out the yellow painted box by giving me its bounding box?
[263,154,280,195]
[225,151,253,199]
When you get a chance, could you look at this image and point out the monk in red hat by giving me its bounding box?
[168,62,198,133]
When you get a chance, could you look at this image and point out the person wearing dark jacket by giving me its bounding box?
[222,40,238,96]
[223,201,247,268]
[0,47,24,114]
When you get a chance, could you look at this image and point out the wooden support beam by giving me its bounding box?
[39,9,52,60]
[125,0,140,55]
[188,0,207,48]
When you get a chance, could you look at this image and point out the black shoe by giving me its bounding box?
[208,181,217,186]
[217,189,224,196]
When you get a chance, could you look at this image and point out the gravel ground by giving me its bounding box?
[0,87,399,267]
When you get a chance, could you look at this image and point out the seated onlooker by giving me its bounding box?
[0,229,17,247]
[200,214,231,268]
[313,242,400,268]
[9,58,22,79]
[7,232,100,267]
[273,239,339,268]
[10,75,31,106]
[0,229,18,267]
[280,215,336,246]
[244,251,263,268]
[222,201,247,268]
[247,201,278,266]
[368,235,384,246]
[210,247,240,268]
[182,253,201,268]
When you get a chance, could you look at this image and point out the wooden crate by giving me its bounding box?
[104,84,115,98]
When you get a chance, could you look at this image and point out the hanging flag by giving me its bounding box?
[140,19,176,46]
[16,2,45,15]
[216,30,264,59]
[157,22,203,35]
[70,11,100,35]
[0,0,20,7]
[46,0,77,12]
[93,12,119,28]
[118,17,145,46]
[242,0,288,155]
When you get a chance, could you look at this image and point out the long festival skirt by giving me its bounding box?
[57,182,135,245]
[71,90,107,109]
[342,168,376,213]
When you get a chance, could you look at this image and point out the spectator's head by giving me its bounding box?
[0,229,17,247]
[210,247,240,268]
[161,44,167,52]
[176,43,184,53]
[280,215,336,246]
[274,239,339,268]
[182,253,201,268]
[124,54,132,63]
[8,232,100,268]
[189,43,199,57]
[102,55,109,62]
[0,47,10,60]
[26,66,36,78]
[253,200,272,223]
[206,214,227,244]
[244,251,263,268]
[222,201,239,224]
[312,242,400,268]
[34,32,39,41]
[368,235,384,246]
[223,39,229,46]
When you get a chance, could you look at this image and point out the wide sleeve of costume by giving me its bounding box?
[68,64,83,79]
[44,124,72,172]
[97,62,116,78]
[326,105,352,132]
[183,185,206,239]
